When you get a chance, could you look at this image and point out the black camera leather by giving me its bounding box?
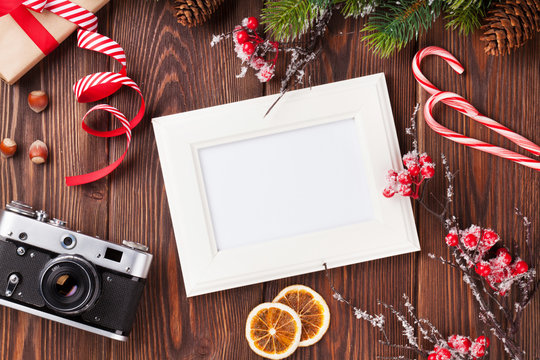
[81,272,145,333]
[0,241,52,307]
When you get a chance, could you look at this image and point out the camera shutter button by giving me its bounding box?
[36,210,49,222]
[49,218,67,228]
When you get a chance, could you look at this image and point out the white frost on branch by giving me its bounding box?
[210,34,228,47]
[353,307,385,328]
[236,66,248,78]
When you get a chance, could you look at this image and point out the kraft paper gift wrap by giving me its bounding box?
[0,0,109,85]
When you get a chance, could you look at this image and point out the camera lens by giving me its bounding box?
[40,255,100,315]
[55,274,78,297]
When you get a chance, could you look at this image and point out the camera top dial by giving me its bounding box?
[6,201,37,218]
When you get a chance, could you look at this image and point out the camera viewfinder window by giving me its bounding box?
[104,248,123,262]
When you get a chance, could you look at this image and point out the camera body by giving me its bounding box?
[0,201,153,341]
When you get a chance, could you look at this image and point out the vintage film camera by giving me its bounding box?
[0,201,153,341]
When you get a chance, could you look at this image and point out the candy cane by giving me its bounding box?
[413,46,540,171]
[425,92,540,170]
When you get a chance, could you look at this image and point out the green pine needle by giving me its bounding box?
[336,0,378,18]
[262,0,324,42]
[444,0,491,35]
[362,0,443,58]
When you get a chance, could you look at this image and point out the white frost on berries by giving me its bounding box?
[241,18,249,27]
[249,56,266,70]
[256,63,275,83]
[234,43,250,62]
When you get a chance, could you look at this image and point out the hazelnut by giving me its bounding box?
[28,90,49,113]
[29,140,48,164]
[0,138,17,158]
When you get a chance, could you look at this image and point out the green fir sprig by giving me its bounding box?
[261,0,492,57]
[445,0,492,35]
[362,0,443,58]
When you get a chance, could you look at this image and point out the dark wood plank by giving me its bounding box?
[417,19,540,359]
[0,1,538,359]
[0,3,112,360]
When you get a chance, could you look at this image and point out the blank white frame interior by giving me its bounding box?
[153,73,420,297]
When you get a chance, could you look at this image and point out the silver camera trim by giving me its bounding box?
[0,208,152,279]
[0,298,128,341]
[39,254,101,315]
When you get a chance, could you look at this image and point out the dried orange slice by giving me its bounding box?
[245,302,302,359]
[273,285,330,347]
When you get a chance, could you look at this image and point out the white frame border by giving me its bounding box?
[153,74,419,297]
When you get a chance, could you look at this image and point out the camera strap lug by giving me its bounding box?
[5,273,20,297]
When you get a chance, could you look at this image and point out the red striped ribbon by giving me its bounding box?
[21,0,145,185]
[412,46,540,171]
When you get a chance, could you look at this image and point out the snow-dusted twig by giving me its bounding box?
[334,109,538,359]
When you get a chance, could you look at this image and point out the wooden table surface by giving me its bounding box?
[0,1,538,359]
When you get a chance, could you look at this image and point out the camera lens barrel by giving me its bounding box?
[40,255,100,315]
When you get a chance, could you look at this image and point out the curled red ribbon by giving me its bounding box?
[66,29,145,186]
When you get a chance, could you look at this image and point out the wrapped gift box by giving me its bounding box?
[0,0,108,85]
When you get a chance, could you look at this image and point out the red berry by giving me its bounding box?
[242,41,255,55]
[246,16,259,30]
[383,187,395,198]
[408,163,421,176]
[463,233,479,249]
[445,233,459,247]
[475,262,491,277]
[462,338,472,351]
[481,230,499,247]
[427,353,437,360]
[436,348,451,360]
[387,169,398,181]
[236,30,249,44]
[448,335,458,348]
[475,336,489,347]
[497,251,512,266]
[419,153,432,165]
[399,184,412,196]
[421,164,435,178]
[397,171,412,185]
[496,247,508,257]
[473,345,486,357]
[515,261,528,274]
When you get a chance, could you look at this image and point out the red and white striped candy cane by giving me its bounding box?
[413,46,540,171]
[412,46,464,96]
[425,92,540,170]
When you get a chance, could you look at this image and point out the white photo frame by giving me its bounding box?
[153,74,420,297]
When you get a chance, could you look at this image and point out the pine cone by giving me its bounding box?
[480,0,540,55]
[173,0,224,27]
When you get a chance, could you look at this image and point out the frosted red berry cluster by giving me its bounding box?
[427,335,489,359]
[232,17,277,83]
[383,151,435,199]
[445,226,529,295]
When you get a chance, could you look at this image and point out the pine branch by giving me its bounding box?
[336,0,378,18]
[262,0,323,42]
[444,0,491,35]
[362,0,444,58]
